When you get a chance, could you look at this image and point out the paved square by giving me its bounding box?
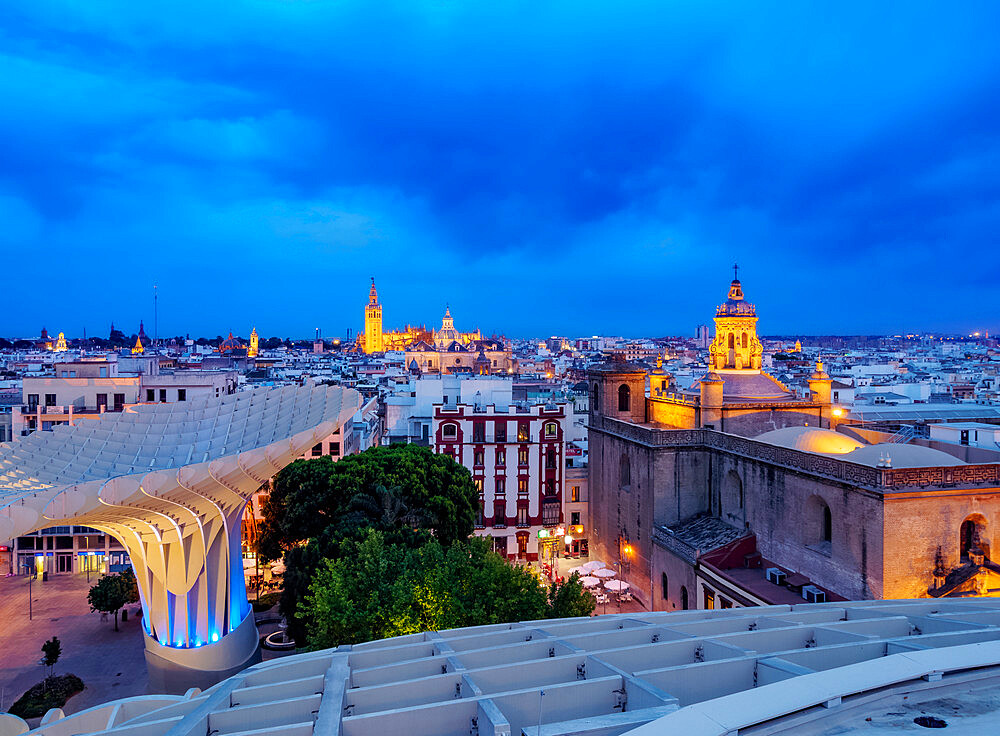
[0,573,148,719]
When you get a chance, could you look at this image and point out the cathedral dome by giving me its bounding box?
[843,444,966,468]
[756,427,863,455]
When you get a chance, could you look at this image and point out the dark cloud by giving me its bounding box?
[1,2,999,337]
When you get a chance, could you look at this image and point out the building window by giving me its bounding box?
[960,516,987,561]
[474,478,483,493]
[518,478,528,496]
[721,597,733,609]
[146,389,155,402]
[442,423,458,440]
[704,586,715,610]
[570,511,580,526]
[570,485,580,503]
[159,389,167,403]
[592,383,601,414]
[496,449,506,466]
[662,573,669,600]
[544,422,558,439]
[545,449,556,469]
[542,499,559,526]
[27,394,39,410]
[473,423,485,443]
[823,505,832,543]
[311,443,322,457]
[493,503,507,528]
[99,366,108,377]
[517,422,529,442]
[545,478,556,496]
[329,442,340,456]
[619,454,631,489]
[475,500,485,528]
[496,477,505,496]
[517,507,529,527]
[494,536,508,555]
[177,389,186,401]
[496,423,507,442]
[114,393,125,410]
[45,394,57,407]
[474,450,484,467]
[681,586,689,610]
[518,448,528,466]
[618,384,630,412]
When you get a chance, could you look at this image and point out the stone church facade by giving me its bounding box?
[588,274,1000,611]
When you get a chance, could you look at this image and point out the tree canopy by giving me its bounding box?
[259,444,479,642]
[87,569,140,631]
[301,531,592,648]
[258,444,478,560]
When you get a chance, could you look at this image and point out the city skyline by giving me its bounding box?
[3,4,1000,336]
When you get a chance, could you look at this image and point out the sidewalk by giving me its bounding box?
[0,574,148,719]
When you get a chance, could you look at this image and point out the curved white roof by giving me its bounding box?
[843,443,966,468]
[17,598,1000,736]
[756,427,864,454]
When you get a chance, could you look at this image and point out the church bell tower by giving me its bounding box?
[708,265,763,371]
[364,278,383,353]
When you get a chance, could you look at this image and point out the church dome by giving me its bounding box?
[756,427,863,455]
[219,332,245,353]
[843,444,966,468]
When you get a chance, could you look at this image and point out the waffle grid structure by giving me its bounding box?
[0,385,360,688]
[18,598,1000,736]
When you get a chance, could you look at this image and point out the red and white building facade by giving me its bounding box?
[434,402,569,561]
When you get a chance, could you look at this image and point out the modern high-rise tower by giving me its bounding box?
[364,278,383,353]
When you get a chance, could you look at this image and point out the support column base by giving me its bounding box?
[143,611,262,694]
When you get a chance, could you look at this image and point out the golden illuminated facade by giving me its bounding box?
[708,267,763,371]
[248,327,259,358]
[363,278,384,353]
[54,332,68,352]
[359,279,456,354]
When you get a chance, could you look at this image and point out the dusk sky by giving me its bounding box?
[3,3,999,339]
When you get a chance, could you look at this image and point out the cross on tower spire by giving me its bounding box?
[733,262,739,282]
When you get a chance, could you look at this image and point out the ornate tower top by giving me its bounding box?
[708,269,763,371]
[368,278,379,306]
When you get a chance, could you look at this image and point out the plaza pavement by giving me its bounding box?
[0,573,147,722]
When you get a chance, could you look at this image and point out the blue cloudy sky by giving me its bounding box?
[2,2,999,339]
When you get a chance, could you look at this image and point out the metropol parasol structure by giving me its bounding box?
[0,384,360,692]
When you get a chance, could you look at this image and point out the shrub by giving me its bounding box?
[9,674,84,719]
[252,592,282,612]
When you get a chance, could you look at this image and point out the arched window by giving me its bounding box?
[960,516,987,561]
[442,423,458,440]
[742,332,748,348]
[619,454,631,488]
[661,573,669,600]
[961,520,975,561]
[592,383,601,414]
[806,495,832,552]
[728,333,735,349]
[680,586,689,610]
[618,384,630,412]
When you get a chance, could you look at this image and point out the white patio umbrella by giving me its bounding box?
[567,566,586,576]
[604,579,629,592]
[593,568,617,578]
[581,560,605,572]
[579,576,600,588]
[270,562,286,575]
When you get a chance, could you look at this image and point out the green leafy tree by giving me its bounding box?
[260,445,478,639]
[546,574,596,619]
[301,532,548,649]
[87,572,136,631]
[41,637,61,681]
[258,445,477,561]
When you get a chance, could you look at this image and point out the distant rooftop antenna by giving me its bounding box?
[153,284,158,348]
